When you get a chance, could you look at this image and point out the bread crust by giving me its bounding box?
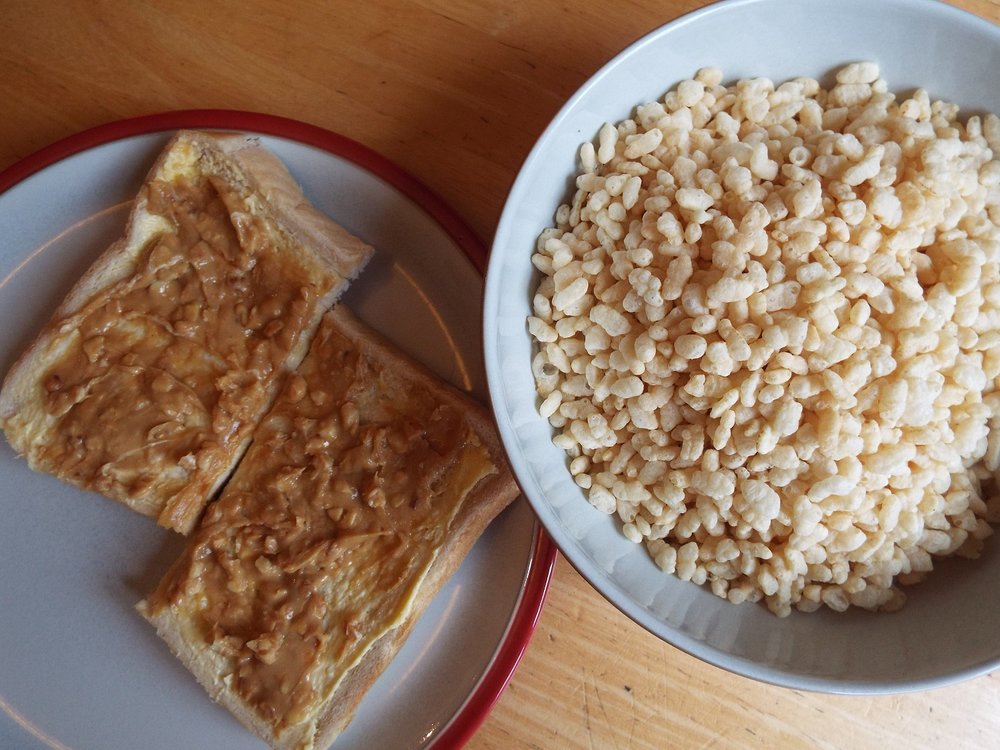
[0,131,373,533]
[139,305,519,749]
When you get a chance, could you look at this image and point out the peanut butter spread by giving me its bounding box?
[143,312,496,744]
[32,173,330,530]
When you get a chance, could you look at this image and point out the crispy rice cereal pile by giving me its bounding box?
[527,63,1000,616]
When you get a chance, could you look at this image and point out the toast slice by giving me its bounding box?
[138,305,519,750]
[0,131,373,533]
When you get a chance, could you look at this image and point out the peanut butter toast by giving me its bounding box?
[138,305,518,749]
[0,131,373,533]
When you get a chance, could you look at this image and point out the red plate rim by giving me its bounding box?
[0,109,558,749]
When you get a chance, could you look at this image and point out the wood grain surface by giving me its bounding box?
[2,1,1000,749]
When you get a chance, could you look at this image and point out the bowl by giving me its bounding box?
[483,0,1000,693]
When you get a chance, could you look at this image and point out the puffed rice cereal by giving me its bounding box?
[528,62,1000,616]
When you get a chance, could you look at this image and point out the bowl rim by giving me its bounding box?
[484,0,1000,694]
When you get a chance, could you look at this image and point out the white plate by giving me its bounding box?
[0,114,554,749]
[485,0,1000,693]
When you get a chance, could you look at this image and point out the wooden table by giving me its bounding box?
[3,1,1000,748]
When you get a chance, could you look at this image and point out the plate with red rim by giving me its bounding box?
[0,111,556,750]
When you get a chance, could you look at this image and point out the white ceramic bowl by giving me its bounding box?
[484,0,1000,693]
